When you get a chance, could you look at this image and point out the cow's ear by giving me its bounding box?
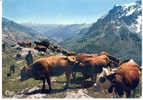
[106,73,116,81]
[67,56,76,62]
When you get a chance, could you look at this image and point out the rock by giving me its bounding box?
[26,93,46,98]
[51,77,57,82]
[65,89,92,98]
[20,48,39,57]
[13,93,25,98]
[4,90,15,97]
[16,60,24,64]
[28,86,41,93]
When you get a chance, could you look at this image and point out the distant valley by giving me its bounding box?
[2,1,142,65]
[23,23,91,43]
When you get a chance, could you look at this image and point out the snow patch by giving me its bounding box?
[136,16,142,33]
[126,8,136,16]
[122,2,136,10]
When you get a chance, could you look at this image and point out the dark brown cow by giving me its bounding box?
[61,50,76,56]
[95,59,140,98]
[17,41,32,47]
[34,45,47,53]
[34,41,50,48]
[20,56,77,92]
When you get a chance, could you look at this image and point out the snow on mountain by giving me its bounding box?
[103,1,142,34]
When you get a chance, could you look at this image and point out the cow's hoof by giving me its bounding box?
[47,89,51,93]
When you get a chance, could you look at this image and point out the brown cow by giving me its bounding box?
[17,41,32,47]
[72,53,98,80]
[95,59,140,98]
[74,55,112,82]
[76,53,98,61]
[34,45,47,53]
[20,56,77,92]
[61,49,76,56]
[100,51,120,67]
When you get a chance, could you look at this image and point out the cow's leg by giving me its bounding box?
[41,79,46,92]
[47,76,52,93]
[126,90,131,98]
[132,88,136,98]
[91,73,97,83]
[72,72,76,80]
[82,71,90,79]
[112,88,117,98]
[64,72,71,89]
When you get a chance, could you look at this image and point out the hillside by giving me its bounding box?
[23,24,91,43]
[60,1,142,65]
[2,18,45,45]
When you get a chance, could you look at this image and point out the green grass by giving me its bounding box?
[2,47,142,98]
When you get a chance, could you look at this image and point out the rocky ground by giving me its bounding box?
[5,77,92,99]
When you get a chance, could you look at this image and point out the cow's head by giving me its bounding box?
[20,66,32,81]
[109,57,120,67]
[95,68,116,92]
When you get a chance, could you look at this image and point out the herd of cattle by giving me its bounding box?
[20,51,141,98]
[16,40,76,56]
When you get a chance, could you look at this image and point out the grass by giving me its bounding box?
[2,47,142,98]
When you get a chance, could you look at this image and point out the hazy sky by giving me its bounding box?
[3,0,137,24]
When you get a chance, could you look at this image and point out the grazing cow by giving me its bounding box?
[34,45,47,53]
[74,55,112,82]
[16,47,22,51]
[72,53,98,79]
[34,41,41,46]
[34,41,50,48]
[61,50,76,56]
[17,41,32,47]
[20,56,77,92]
[95,59,140,98]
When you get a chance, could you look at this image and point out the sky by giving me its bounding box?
[2,0,138,24]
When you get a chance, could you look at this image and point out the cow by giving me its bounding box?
[34,41,50,48]
[20,56,77,93]
[73,54,113,83]
[34,41,42,46]
[72,53,98,80]
[95,59,140,98]
[61,50,76,56]
[100,51,120,67]
[17,41,32,47]
[34,45,47,53]
[76,53,98,60]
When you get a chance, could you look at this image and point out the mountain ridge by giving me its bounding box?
[60,1,142,65]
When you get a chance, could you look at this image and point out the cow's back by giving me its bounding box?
[31,56,72,77]
[116,61,140,89]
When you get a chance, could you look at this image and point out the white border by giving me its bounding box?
[0,0,2,99]
[0,0,142,100]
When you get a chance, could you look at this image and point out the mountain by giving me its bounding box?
[60,1,142,65]
[2,18,45,45]
[23,24,91,43]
